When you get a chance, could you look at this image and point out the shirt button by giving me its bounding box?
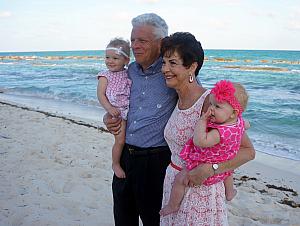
[157,104,162,108]
[130,134,133,137]
[139,107,142,110]
[145,76,148,80]
[142,92,145,95]
[134,121,137,124]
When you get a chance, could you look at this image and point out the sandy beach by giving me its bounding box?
[1,100,300,226]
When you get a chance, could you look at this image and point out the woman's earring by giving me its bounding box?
[189,73,194,83]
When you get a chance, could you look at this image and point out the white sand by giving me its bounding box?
[1,100,300,226]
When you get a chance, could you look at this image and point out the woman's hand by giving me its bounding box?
[103,112,122,135]
[186,163,214,186]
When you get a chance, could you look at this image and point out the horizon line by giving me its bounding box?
[1,48,300,54]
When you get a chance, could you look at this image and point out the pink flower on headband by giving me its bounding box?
[211,80,243,116]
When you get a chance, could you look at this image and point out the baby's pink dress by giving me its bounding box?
[160,90,229,226]
[98,70,131,120]
[180,116,245,186]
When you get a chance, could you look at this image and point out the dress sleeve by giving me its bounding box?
[97,71,108,80]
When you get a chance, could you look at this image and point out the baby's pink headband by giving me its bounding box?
[106,47,129,58]
[211,80,243,116]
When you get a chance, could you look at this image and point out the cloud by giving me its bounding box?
[135,0,160,3]
[250,10,279,19]
[112,11,131,21]
[0,11,12,18]
[209,0,241,6]
[207,18,231,30]
[286,20,300,31]
[286,8,300,31]
[266,13,277,19]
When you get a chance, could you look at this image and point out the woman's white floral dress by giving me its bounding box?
[160,90,229,226]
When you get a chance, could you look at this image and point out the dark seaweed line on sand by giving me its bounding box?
[235,175,300,208]
[0,101,109,133]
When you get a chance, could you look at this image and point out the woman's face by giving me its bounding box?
[162,51,190,89]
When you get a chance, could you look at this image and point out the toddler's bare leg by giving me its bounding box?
[112,120,126,178]
[224,174,237,201]
[160,170,187,216]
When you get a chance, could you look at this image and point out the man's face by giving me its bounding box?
[130,25,161,70]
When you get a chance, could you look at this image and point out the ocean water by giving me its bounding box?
[0,50,299,161]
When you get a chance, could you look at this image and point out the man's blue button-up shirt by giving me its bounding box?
[126,57,178,148]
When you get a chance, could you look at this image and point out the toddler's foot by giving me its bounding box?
[112,164,126,178]
[159,204,179,216]
[226,188,237,201]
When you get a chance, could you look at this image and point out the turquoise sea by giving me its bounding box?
[0,50,299,161]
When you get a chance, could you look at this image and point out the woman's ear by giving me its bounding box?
[190,62,198,75]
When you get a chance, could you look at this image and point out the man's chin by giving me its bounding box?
[134,53,143,59]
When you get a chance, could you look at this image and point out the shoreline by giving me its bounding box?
[0,100,108,133]
[1,93,300,163]
[0,93,106,123]
[1,99,300,225]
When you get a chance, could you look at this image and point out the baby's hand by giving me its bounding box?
[108,107,121,118]
[200,107,212,122]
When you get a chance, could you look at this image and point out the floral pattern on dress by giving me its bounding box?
[160,90,229,226]
[180,116,245,186]
[98,70,131,120]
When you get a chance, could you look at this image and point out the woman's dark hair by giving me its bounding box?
[161,32,204,75]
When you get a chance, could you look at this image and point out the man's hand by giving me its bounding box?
[186,163,214,186]
[103,112,122,135]
[107,106,121,118]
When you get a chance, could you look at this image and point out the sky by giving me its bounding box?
[0,0,300,52]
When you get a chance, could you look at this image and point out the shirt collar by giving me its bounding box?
[134,57,163,76]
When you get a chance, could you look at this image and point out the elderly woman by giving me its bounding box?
[160,32,255,225]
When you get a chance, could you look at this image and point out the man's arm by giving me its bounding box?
[187,132,255,186]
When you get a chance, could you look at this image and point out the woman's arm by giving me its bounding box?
[187,130,255,186]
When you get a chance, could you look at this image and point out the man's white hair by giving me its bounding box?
[131,13,168,39]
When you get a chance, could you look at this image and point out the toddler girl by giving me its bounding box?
[97,38,131,178]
